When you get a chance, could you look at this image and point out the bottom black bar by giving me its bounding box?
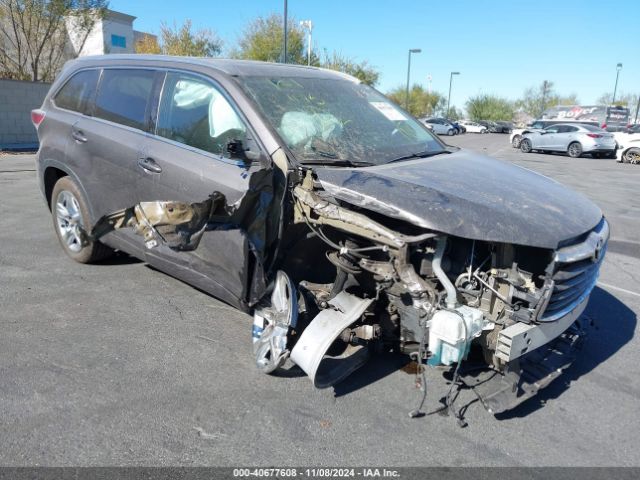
[0,467,638,480]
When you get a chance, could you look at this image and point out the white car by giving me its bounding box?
[614,132,640,163]
[420,118,457,136]
[520,124,616,158]
[460,121,488,134]
[510,120,600,148]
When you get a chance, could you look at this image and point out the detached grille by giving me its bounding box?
[541,219,609,322]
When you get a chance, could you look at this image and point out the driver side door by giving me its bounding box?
[136,70,264,307]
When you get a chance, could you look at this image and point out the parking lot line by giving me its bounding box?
[597,281,640,298]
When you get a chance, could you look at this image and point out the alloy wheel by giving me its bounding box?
[55,190,84,253]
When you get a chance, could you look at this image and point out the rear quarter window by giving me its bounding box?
[53,69,99,114]
[94,69,156,130]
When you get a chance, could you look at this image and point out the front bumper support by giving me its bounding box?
[461,318,590,414]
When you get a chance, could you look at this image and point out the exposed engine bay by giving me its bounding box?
[82,165,609,418]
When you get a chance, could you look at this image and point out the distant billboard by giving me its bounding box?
[541,105,629,126]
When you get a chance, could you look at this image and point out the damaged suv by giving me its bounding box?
[34,55,608,415]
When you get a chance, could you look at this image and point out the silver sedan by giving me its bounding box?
[520,123,617,158]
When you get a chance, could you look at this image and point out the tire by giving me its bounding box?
[447,129,454,136]
[511,135,521,148]
[567,142,583,158]
[520,138,532,153]
[623,147,640,164]
[51,176,114,264]
[605,151,616,159]
[592,152,602,159]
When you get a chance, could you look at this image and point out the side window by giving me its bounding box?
[94,69,155,130]
[157,72,247,157]
[566,126,578,132]
[53,70,99,114]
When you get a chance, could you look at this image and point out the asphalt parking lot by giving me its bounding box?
[1,133,639,467]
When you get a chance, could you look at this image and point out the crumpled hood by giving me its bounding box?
[315,150,603,249]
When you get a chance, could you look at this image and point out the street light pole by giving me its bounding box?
[612,63,623,105]
[446,71,460,118]
[282,0,288,63]
[300,20,313,66]
[405,48,421,110]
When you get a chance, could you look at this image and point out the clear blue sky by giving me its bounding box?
[111,0,639,110]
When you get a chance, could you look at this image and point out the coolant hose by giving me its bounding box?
[433,237,458,309]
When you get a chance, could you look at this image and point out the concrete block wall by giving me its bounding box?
[0,79,51,148]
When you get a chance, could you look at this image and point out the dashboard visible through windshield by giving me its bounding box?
[237,75,445,166]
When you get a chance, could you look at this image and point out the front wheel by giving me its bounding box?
[447,129,455,136]
[51,176,114,263]
[623,147,640,164]
[511,135,521,147]
[567,142,583,158]
[520,138,532,153]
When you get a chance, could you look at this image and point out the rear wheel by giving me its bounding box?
[51,177,114,263]
[623,147,640,164]
[567,142,583,158]
[447,129,454,136]
[520,138,532,153]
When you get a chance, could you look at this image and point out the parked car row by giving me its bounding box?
[421,118,514,136]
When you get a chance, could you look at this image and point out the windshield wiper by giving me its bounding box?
[385,150,450,164]
[301,158,375,167]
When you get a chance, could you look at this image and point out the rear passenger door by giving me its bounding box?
[77,68,162,254]
[48,68,100,196]
[137,71,262,304]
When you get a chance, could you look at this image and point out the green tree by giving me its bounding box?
[319,49,379,86]
[446,105,462,120]
[0,0,108,81]
[234,13,306,64]
[158,20,221,57]
[596,91,638,107]
[516,80,555,118]
[466,94,514,121]
[548,93,579,107]
[515,81,579,117]
[134,33,161,54]
[386,84,445,118]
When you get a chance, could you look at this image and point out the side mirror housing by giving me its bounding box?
[226,138,262,163]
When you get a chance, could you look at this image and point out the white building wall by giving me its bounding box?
[65,16,105,56]
[103,18,135,54]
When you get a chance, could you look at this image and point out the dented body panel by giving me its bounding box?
[316,151,603,249]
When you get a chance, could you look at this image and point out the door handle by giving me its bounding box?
[71,129,87,143]
[137,157,162,174]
